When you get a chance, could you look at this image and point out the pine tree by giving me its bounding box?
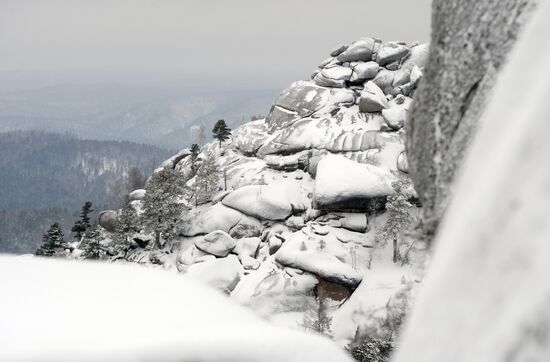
[141,168,187,247]
[212,119,232,148]
[112,201,139,256]
[190,143,200,174]
[36,222,66,257]
[71,201,94,239]
[192,152,220,206]
[80,225,103,260]
[302,296,333,337]
[377,179,413,263]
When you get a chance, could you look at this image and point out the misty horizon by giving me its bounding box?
[0,0,431,91]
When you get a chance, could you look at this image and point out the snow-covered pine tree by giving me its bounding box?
[302,296,333,338]
[71,201,94,239]
[192,152,220,206]
[141,167,187,247]
[212,119,232,148]
[190,143,200,174]
[377,179,413,263]
[111,200,139,256]
[36,222,66,257]
[79,225,104,260]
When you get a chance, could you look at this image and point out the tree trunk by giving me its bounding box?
[393,235,398,263]
[224,168,227,191]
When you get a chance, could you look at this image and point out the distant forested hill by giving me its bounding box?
[0,130,173,253]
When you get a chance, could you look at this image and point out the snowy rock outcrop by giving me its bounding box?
[395,3,550,360]
[406,0,537,237]
[90,35,428,346]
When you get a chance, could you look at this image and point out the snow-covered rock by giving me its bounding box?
[359,81,389,113]
[222,181,309,221]
[274,230,363,287]
[350,61,380,82]
[313,155,395,209]
[186,255,243,292]
[337,38,376,62]
[233,237,261,259]
[128,189,146,201]
[195,230,236,257]
[376,42,410,66]
[180,203,244,236]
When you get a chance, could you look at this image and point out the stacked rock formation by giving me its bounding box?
[95,37,429,344]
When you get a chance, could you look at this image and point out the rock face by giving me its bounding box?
[395,4,550,360]
[406,0,537,236]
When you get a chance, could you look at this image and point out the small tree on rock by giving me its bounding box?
[302,296,333,338]
[212,119,232,148]
[71,201,94,239]
[190,143,200,174]
[192,152,220,206]
[141,168,187,247]
[36,222,66,257]
[377,179,413,263]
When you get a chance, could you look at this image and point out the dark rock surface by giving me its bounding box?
[406,0,537,237]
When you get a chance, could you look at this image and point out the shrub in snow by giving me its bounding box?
[347,336,394,362]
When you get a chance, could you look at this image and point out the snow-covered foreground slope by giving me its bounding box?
[83,37,430,348]
[0,256,352,362]
[394,2,550,361]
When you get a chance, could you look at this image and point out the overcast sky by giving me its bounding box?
[0,0,432,90]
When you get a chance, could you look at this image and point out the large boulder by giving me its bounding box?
[222,181,309,221]
[186,255,243,293]
[359,81,389,113]
[180,203,244,237]
[274,231,362,287]
[98,210,117,232]
[195,230,236,257]
[337,37,376,62]
[350,61,380,82]
[265,81,330,132]
[313,66,353,88]
[313,155,395,210]
[406,0,537,237]
[376,42,410,66]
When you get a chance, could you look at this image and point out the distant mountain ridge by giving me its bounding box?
[0,130,173,253]
[0,84,278,149]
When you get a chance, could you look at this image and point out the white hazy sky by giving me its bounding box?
[0,0,432,90]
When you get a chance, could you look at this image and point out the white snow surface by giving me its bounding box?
[0,256,352,362]
[394,3,550,361]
